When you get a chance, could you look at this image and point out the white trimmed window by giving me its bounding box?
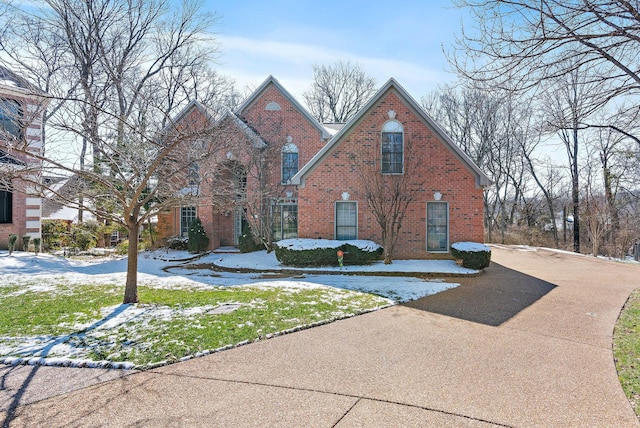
[427,201,448,252]
[335,201,357,240]
[0,99,21,138]
[180,206,196,237]
[381,120,403,174]
[282,143,298,183]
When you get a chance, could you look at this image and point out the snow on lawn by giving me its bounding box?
[0,249,464,369]
[207,250,477,275]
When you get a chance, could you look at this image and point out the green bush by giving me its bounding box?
[274,239,383,267]
[239,227,262,253]
[8,234,17,254]
[187,217,209,253]
[32,237,41,255]
[166,236,188,250]
[42,219,70,250]
[22,235,30,251]
[70,223,98,251]
[451,242,491,269]
[116,239,129,255]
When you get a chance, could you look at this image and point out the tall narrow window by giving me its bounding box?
[427,202,448,252]
[0,99,21,138]
[272,201,298,241]
[335,201,357,240]
[180,206,196,237]
[381,120,403,174]
[0,187,12,223]
[282,143,298,183]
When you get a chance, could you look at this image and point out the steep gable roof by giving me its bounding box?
[236,75,331,140]
[0,65,46,97]
[215,109,265,149]
[291,78,492,188]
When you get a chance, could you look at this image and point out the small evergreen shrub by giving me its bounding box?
[166,236,188,250]
[42,219,70,250]
[70,223,98,251]
[238,227,262,253]
[187,217,209,253]
[22,235,31,251]
[451,242,491,269]
[32,237,41,255]
[116,239,129,255]
[8,234,17,254]
[274,239,383,267]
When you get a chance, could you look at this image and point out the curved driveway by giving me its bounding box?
[2,245,639,427]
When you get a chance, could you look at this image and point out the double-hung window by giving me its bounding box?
[335,201,357,240]
[180,206,196,237]
[381,120,403,174]
[427,201,448,252]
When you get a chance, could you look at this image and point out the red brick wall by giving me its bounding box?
[0,94,44,250]
[297,90,485,259]
[239,83,327,198]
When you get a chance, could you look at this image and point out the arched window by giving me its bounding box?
[0,99,21,138]
[282,143,298,183]
[381,120,403,174]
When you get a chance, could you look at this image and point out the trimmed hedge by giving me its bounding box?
[274,239,383,267]
[451,242,491,269]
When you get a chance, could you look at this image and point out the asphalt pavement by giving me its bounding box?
[2,245,639,427]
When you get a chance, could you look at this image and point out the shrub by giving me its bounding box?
[166,236,188,250]
[116,239,129,255]
[22,235,30,251]
[238,227,262,253]
[274,239,383,267]
[451,242,491,269]
[70,223,98,251]
[32,237,41,255]
[187,217,209,253]
[42,219,70,250]
[8,234,17,254]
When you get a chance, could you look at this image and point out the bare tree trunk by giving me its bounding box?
[123,221,140,304]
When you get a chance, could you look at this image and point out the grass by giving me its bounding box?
[614,288,640,417]
[0,280,390,368]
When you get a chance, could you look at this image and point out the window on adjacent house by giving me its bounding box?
[381,120,403,174]
[0,187,12,223]
[0,99,21,138]
[427,201,448,252]
[272,201,298,241]
[282,143,298,183]
[180,206,196,237]
[335,201,357,240]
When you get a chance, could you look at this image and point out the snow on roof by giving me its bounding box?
[322,123,344,136]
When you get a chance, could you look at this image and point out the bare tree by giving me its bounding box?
[1,0,233,304]
[349,138,424,264]
[303,61,377,123]
[452,0,640,103]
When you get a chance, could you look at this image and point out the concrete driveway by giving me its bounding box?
[2,245,639,427]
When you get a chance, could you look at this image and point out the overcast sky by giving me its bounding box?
[205,0,467,100]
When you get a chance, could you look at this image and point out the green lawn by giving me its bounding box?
[614,288,640,417]
[0,280,391,368]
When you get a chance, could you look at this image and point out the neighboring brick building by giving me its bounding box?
[158,76,491,259]
[0,66,46,250]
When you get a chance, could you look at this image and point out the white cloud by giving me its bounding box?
[214,35,448,100]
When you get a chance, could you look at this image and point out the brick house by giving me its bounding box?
[0,66,46,250]
[158,76,491,258]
